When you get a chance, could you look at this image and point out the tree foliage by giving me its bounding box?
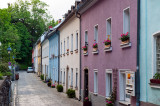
[0,0,57,66]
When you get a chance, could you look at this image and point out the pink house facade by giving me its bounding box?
[78,0,137,106]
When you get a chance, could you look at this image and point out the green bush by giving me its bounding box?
[40,74,44,80]
[66,89,75,98]
[0,63,9,73]
[4,72,12,76]
[19,64,28,70]
[57,85,63,92]
[0,73,3,80]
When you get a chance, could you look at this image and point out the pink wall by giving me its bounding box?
[81,0,137,100]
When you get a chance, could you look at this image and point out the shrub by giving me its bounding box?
[4,72,12,76]
[40,74,44,80]
[19,64,28,70]
[47,81,51,87]
[66,89,75,98]
[0,73,3,80]
[0,63,9,73]
[57,85,63,92]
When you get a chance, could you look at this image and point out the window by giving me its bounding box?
[67,37,69,50]
[94,70,98,93]
[119,70,130,102]
[76,33,78,50]
[63,69,65,84]
[106,70,112,97]
[71,34,73,51]
[71,68,73,86]
[76,72,78,87]
[156,36,160,73]
[85,31,88,45]
[94,25,98,43]
[64,40,65,54]
[123,8,130,34]
[61,42,62,55]
[60,70,62,83]
[107,18,111,40]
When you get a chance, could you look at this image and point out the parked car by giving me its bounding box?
[27,67,33,73]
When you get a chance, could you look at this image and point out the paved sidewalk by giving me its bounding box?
[15,71,82,106]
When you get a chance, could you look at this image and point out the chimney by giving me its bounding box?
[58,19,61,24]
[75,1,81,9]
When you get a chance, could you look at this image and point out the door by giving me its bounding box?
[84,69,89,98]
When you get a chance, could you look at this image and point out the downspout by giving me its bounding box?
[58,30,60,85]
[41,44,42,76]
[76,11,81,101]
[136,0,140,106]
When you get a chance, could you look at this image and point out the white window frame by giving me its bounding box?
[123,7,130,34]
[94,69,98,94]
[76,33,78,50]
[61,42,62,55]
[63,69,65,84]
[106,17,112,40]
[71,34,73,51]
[105,69,112,98]
[119,69,131,102]
[94,25,98,43]
[64,40,65,54]
[76,72,78,87]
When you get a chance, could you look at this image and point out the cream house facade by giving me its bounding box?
[34,43,38,73]
[59,14,80,99]
[41,33,49,80]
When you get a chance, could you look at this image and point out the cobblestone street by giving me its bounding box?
[14,71,82,106]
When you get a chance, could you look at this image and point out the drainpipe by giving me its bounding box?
[41,44,42,76]
[136,0,140,106]
[58,30,60,85]
[75,11,81,101]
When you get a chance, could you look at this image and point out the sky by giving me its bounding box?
[0,0,76,21]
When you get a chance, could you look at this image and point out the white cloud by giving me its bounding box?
[0,0,75,21]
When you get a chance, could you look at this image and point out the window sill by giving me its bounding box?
[104,47,112,52]
[93,93,98,96]
[92,51,98,54]
[66,52,69,55]
[83,52,88,56]
[120,42,131,48]
[119,101,130,106]
[149,83,160,89]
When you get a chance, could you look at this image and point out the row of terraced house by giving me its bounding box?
[32,0,160,106]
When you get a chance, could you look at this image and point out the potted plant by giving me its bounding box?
[47,80,51,87]
[82,46,88,54]
[51,84,55,88]
[103,38,111,48]
[83,97,91,106]
[119,32,130,44]
[106,88,116,106]
[92,40,98,52]
[67,49,69,55]
[150,73,160,84]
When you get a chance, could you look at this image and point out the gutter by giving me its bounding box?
[136,0,140,106]
[58,30,60,85]
[75,11,81,101]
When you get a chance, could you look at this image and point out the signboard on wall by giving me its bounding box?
[125,71,135,96]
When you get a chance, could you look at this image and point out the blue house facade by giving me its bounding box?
[140,0,160,105]
[48,30,60,84]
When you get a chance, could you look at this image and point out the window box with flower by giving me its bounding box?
[150,73,160,88]
[120,32,131,48]
[103,38,112,52]
[83,97,91,106]
[66,49,69,55]
[92,40,98,54]
[82,46,88,56]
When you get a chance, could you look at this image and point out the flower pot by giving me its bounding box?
[105,45,111,48]
[121,39,129,44]
[93,48,98,52]
[83,101,91,106]
[83,50,87,54]
[150,79,160,84]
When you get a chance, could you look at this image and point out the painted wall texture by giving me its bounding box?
[38,42,41,76]
[80,0,137,105]
[140,0,160,105]
[42,39,49,77]
[49,31,59,83]
[34,44,38,73]
[59,15,80,99]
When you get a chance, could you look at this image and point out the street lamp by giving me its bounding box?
[7,46,12,61]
